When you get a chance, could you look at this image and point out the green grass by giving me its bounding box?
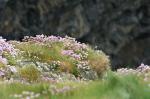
[52,72,150,99]
[0,72,150,99]
[0,82,50,99]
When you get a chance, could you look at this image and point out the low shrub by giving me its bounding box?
[14,35,110,79]
[87,49,110,76]
[19,64,40,82]
[0,37,17,67]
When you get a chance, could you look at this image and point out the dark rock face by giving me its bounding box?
[0,0,150,68]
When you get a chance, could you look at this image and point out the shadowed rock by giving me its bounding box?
[0,0,150,68]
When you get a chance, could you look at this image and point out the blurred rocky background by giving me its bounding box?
[0,0,150,69]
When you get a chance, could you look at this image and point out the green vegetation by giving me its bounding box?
[12,35,110,78]
[0,35,149,99]
[19,64,40,82]
[0,72,150,99]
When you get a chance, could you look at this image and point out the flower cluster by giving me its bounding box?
[41,76,57,83]
[0,56,7,65]
[8,66,17,73]
[117,63,150,81]
[62,36,88,51]
[77,61,90,71]
[136,63,150,73]
[0,37,17,66]
[61,50,81,60]
[49,61,61,71]
[41,72,78,82]
[61,36,89,60]
[50,85,75,95]
[23,34,63,43]
[0,69,5,77]
[23,35,88,51]
[12,91,40,99]
[0,66,17,79]
[0,37,16,56]
[37,61,61,72]
[62,37,89,60]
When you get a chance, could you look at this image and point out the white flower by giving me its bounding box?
[9,66,17,73]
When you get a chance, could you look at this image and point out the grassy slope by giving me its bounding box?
[0,72,150,99]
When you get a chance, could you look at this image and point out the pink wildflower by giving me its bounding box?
[0,70,5,76]
[9,66,17,73]
[0,56,7,65]
[61,50,74,56]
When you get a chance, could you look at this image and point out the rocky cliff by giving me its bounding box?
[0,0,150,69]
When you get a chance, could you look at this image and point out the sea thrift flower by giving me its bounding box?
[47,35,62,42]
[71,54,81,60]
[13,91,40,99]
[61,50,81,60]
[77,61,90,71]
[116,63,150,82]
[61,50,74,56]
[62,36,88,51]
[9,66,17,73]
[0,38,16,55]
[50,86,73,95]
[0,70,5,77]
[137,63,150,72]
[0,56,7,65]
[23,34,63,43]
